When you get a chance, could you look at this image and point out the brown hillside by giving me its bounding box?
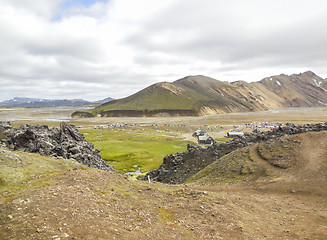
[1,131,327,239]
[260,71,327,107]
[187,131,327,190]
[76,71,327,117]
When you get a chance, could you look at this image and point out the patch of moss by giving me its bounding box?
[0,177,6,187]
[159,208,177,226]
[186,147,256,184]
[0,149,85,203]
[215,137,233,143]
[81,128,193,173]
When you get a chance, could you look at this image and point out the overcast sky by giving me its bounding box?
[1,0,327,101]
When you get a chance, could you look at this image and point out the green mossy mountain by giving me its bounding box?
[74,71,327,117]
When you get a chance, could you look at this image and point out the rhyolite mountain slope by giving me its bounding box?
[76,71,327,117]
[259,71,327,107]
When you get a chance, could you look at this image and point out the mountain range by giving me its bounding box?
[75,71,327,117]
[0,97,114,108]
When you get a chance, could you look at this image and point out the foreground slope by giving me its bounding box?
[0,132,327,239]
[76,71,327,117]
[145,123,327,184]
[187,131,327,186]
[1,130,327,239]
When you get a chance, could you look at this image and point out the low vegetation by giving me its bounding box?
[76,71,327,117]
[81,128,193,173]
[257,136,301,168]
[89,84,196,115]
[2,106,327,239]
[186,147,256,185]
[0,149,86,203]
[1,130,327,239]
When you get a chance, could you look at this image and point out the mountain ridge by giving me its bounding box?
[0,97,114,108]
[75,71,327,117]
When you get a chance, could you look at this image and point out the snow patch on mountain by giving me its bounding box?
[313,78,327,91]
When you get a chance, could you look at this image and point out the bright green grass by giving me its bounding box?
[214,137,233,143]
[81,128,193,173]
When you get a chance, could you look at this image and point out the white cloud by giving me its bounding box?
[0,0,327,101]
[1,0,62,19]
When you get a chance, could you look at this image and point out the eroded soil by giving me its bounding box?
[1,131,327,240]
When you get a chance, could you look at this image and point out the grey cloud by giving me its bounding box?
[24,38,104,62]
[1,0,327,102]
[125,0,327,72]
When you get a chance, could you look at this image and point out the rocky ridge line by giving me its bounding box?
[144,122,327,184]
[0,122,115,172]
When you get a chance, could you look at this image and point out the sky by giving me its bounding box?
[1,0,327,101]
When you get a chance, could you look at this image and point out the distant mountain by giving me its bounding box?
[259,71,327,107]
[92,97,115,104]
[72,71,327,117]
[0,97,114,108]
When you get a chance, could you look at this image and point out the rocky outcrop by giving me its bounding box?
[71,111,94,118]
[100,109,197,117]
[144,122,327,184]
[0,122,115,172]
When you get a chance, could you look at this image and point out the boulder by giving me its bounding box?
[0,122,115,172]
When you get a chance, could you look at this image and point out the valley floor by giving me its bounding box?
[1,107,327,239]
